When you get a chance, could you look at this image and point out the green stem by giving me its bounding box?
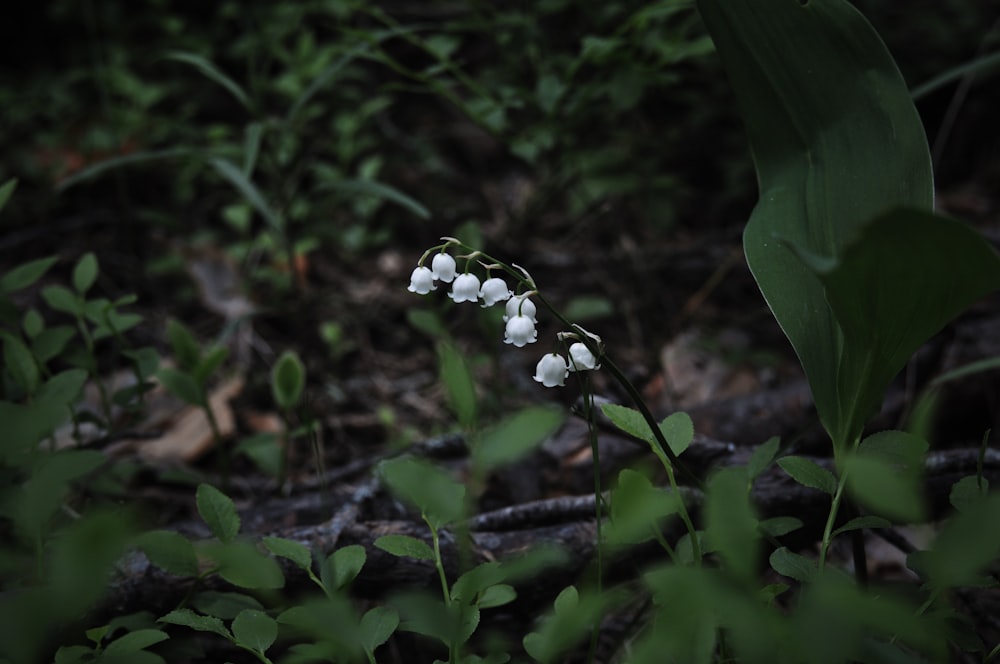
[578,375,602,664]
[819,467,849,570]
[427,518,459,663]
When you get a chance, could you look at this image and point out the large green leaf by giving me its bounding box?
[797,209,1000,444]
[696,0,932,444]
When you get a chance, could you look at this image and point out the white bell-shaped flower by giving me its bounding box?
[431,253,457,283]
[504,315,537,347]
[449,273,481,303]
[479,277,512,307]
[408,266,435,294]
[568,342,600,371]
[534,353,568,387]
[504,294,537,323]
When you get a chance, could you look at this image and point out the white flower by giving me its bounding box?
[534,353,568,387]
[504,315,537,347]
[408,266,435,294]
[568,342,600,371]
[431,253,457,283]
[504,294,537,323]
[479,277,512,307]
[449,273,481,303]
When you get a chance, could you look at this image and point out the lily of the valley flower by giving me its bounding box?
[534,353,568,387]
[449,273,481,303]
[480,277,512,307]
[431,253,457,283]
[504,294,537,323]
[407,266,435,294]
[568,342,600,371]
[504,315,537,347]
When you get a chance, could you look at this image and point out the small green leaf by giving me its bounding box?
[374,534,435,561]
[134,530,199,577]
[2,331,40,394]
[193,345,228,388]
[231,609,277,654]
[156,367,203,406]
[359,606,399,654]
[920,493,1000,589]
[263,536,312,570]
[705,468,759,583]
[271,350,305,410]
[659,412,694,457]
[2,256,57,293]
[325,178,430,220]
[777,456,837,495]
[832,515,891,538]
[201,540,285,590]
[451,562,507,603]
[0,178,17,211]
[747,436,781,481]
[758,516,802,538]
[601,403,657,445]
[950,475,990,513]
[195,484,240,543]
[608,469,678,547]
[191,591,264,620]
[769,547,817,583]
[437,341,477,431]
[476,584,517,609]
[844,454,924,523]
[32,326,76,364]
[72,253,99,294]
[476,406,564,469]
[102,629,169,655]
[21,309,43,338]
[41,284,81,316]
[327,544,366,589]
[159,609,231,639]
[166,319,201,373]
[379,456,465,528]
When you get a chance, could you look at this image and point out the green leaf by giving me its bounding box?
[263,536,312,570]
[56,147,195,192]
[201,540,285,590]
[209,158,284,235]
[705,468,759,583]
[327,544,367,590]
[325,178,430,220]
[843,453,923,523]
[156,367,203,406]
[231,609,277,654]
[949,475,990,513]
[919,493,1000,589]
[192,345,228,388]
[601,403,656,446]
[0,178,16,212]
[379,456,466,528]
[777,456,837,495]
[451,562,507,604]
[437,341,477,431]
[476,584,516,609]
[271,350,305,410]
[32,326,76,364]
[374,534,435,561]
[166,319,201,373]
[159,609,231,639]
[164,51,252,111]
[659,412,694,457]
[2,331,40,394]
[102,629,169,655]
[747,436,781,481]
[1,256,58,293]
[195,483,240,543]
[832,515,891,538]
[476,406,564,469]
[73,252,99,294]
[607,469,678,547]
[243,122,264,175]
[192,591,264,620]
[696,0,935,446]
[797,210,1000,445]
[758,516,802,538]
[41,284,81,316]
[769,547,817,583]
[359,606,399,654]
[134,530,199,577]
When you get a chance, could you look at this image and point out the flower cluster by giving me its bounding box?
[408,240,602,388]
